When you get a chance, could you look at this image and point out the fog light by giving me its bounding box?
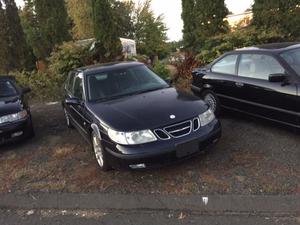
[11,131,23,138]
[129,164,146,169]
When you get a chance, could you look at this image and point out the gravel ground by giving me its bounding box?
[0,102,299,195]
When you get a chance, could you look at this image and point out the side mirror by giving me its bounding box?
[22,87,31,94]
[268,73,286,83]
[65,98,81,106]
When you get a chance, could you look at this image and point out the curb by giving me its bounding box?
[0,193,299,215]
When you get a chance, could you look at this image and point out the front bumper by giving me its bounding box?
[0,116,32,145]
[102,119,221,169]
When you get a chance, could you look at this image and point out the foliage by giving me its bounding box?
[48,42,91,77]
[133,0,169,58]
[182,0,229,50]
[0,0,33,72]
[10,70,65,101]
[24,0,71,60]
[197,27,288,64]
[172,53,202,90]
[253,0,300,39]
[112,0,135,39]
[66,0,94,40]
[153,62,170,80]
[92,0,122,62]
[0,1,9,73]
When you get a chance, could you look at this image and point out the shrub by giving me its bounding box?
[153,62,170,80]
[197,27,289,64]
[172,53,202,90]
[10,70,65,101]
[48,41,91,77]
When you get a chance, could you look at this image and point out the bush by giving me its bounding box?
[153,62,170,80]
[10,70,65,101]
[197,27,289,64]
[48,41,91,77]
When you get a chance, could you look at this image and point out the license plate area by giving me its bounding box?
[176,140,199,158]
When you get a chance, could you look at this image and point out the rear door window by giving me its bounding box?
[238,54,285,80]
[211,54,238,75]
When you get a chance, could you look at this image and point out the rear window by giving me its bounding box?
[0,81,18,97]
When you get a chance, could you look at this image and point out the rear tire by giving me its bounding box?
[92,131,111,171]
[201,90,220,116]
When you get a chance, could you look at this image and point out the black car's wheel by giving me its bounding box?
[92,131,110,171]
[64,108,74,129]
[201,90,220,115]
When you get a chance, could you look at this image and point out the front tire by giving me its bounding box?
[64,108,74,129]
[201,90,220,116]
[92,131,110,171]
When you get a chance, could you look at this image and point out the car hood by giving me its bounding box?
[0,96,23,117]
[87,88,208,131]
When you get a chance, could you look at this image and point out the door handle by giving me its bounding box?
[235,82,244,87]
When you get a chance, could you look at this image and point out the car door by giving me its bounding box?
[233,53,299,126]
[69,73,91,138]
[206,54,240,108]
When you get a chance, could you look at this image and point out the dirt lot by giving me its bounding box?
[0,102,299,195]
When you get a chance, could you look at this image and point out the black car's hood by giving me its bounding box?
[87,88,208,131]
[0,96,23,117]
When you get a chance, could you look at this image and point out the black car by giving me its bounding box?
[0,76,34,144]
[62,62,221,171]
[192,42,300,128]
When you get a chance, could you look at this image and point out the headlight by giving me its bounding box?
[107,128,157,145]
[0,110,28,124]
[199,109,215,127]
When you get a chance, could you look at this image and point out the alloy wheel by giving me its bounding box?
[93,134,104,168]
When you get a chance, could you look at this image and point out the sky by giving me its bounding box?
[15,0,254,41]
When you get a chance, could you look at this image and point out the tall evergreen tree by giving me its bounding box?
[92,0,122,62]
[3,0,31,70]
[66,0,94,40]
[35,0,71,59]
[182,0,229,50]
[253,0,300,39]
[0,1,9,73]
[181,0,197,49]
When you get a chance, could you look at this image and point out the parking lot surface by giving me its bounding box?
[0,103,299,195]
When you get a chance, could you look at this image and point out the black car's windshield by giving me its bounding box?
[0,80,18,98]
[281,48,300,76]
[87,65,169,101]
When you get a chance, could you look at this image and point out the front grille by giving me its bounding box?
[154,117,201,140]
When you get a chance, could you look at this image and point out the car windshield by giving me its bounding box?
[87,65,169,102]
[0,80,18,98]
[280,48,300,76]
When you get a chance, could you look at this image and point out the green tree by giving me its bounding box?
[3,0,32,71]
[0,1,9,73]
[253,0,300,39]
[182,0,229,50]
[133,0,168,58]
[92,0,122,62]
[66,0,94,40]
[112,0,135,39]
[35,0,71,59]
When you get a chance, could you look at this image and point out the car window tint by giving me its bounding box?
[238,54,285,80]
[73,75,83,99]
[211,55,238,75]
[0,81,17,97]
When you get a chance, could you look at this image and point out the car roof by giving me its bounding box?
[234,42,300,54]
[74,61,144,75]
